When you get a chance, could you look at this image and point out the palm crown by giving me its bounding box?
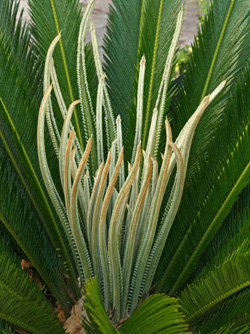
[0,0,249,333]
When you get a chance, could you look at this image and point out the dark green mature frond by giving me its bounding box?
[0,3,80,307]
[136,0,182,152]
[103,0,141,147]
[172,0,250,167]
[0,0,249,333]
[196,288,250,333]
[0,149,73,315]
[0,252,65,334]
[104,0,182,158]
[28,0,92,150]
[0,94,76,276]
[0,26,80,301]
[28,0,81,61]
[0,224,25,263]
[158,127,250,294]
[0,0,43,98]
[0,327,14,334]
[0,1,42,171]
[179,73,250,283]
[179,253,250,325]
[196,206,250,281]
[0,36,41,169]
[118,294,188,334]
[0,253,51,312]
[85,42,98,124]
[189,204,250,332]
[0,321,15,334]
[208,325,250,334]
[0,0,26,53]
[156,61,250,294]
[82,277,116,334]
[170,182,249,290]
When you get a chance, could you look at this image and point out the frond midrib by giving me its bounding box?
[142,0,164,150]
[157,118,250,293]
[186,280,250,323]
[0,210,71,314]
[170,157,250,294]
[49,0,84,150]
[200,0,236,101]
[0,312,41,334]
[0,99,80,298]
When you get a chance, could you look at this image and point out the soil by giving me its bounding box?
[64,298,86,334]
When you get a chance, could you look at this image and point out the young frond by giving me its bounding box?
[1,0,249,332]
[38,6,225,322]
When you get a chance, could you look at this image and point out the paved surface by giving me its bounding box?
[19,0,199,48]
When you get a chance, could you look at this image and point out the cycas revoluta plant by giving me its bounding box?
[0,0,249,333]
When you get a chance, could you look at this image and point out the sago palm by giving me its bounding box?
[0,0,249,333]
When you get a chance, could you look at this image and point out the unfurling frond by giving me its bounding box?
[38,17,225,322]
[1,0,249,332]
[37,0,226,328]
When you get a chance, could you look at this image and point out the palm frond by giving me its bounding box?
[189,198,250,332]
[90,19,116,153]
[82,277,116,334]
[40,22,225,321]
[208,325,250,334]
[0,9,80,310]
[0,150,73,315]
[196,200,250,281]
[104,0,182,158]
[180,252,250,324]
[0,96,80,292]
[0,0,43,98]
[171,0,250,167]
[103,0,143,148]
[156,63,250,294]
[0,251,66,334]
[0,1,42,171]
[28,0,96,151]
[0,0,249,332]
[118,294,188,334]
[0,321,15,334]
[76,0,112,174]
[0,24,80,301]
[197,288,250,333]
[172,72,250,284]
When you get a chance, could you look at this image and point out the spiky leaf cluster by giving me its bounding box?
[0,0,249,333]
